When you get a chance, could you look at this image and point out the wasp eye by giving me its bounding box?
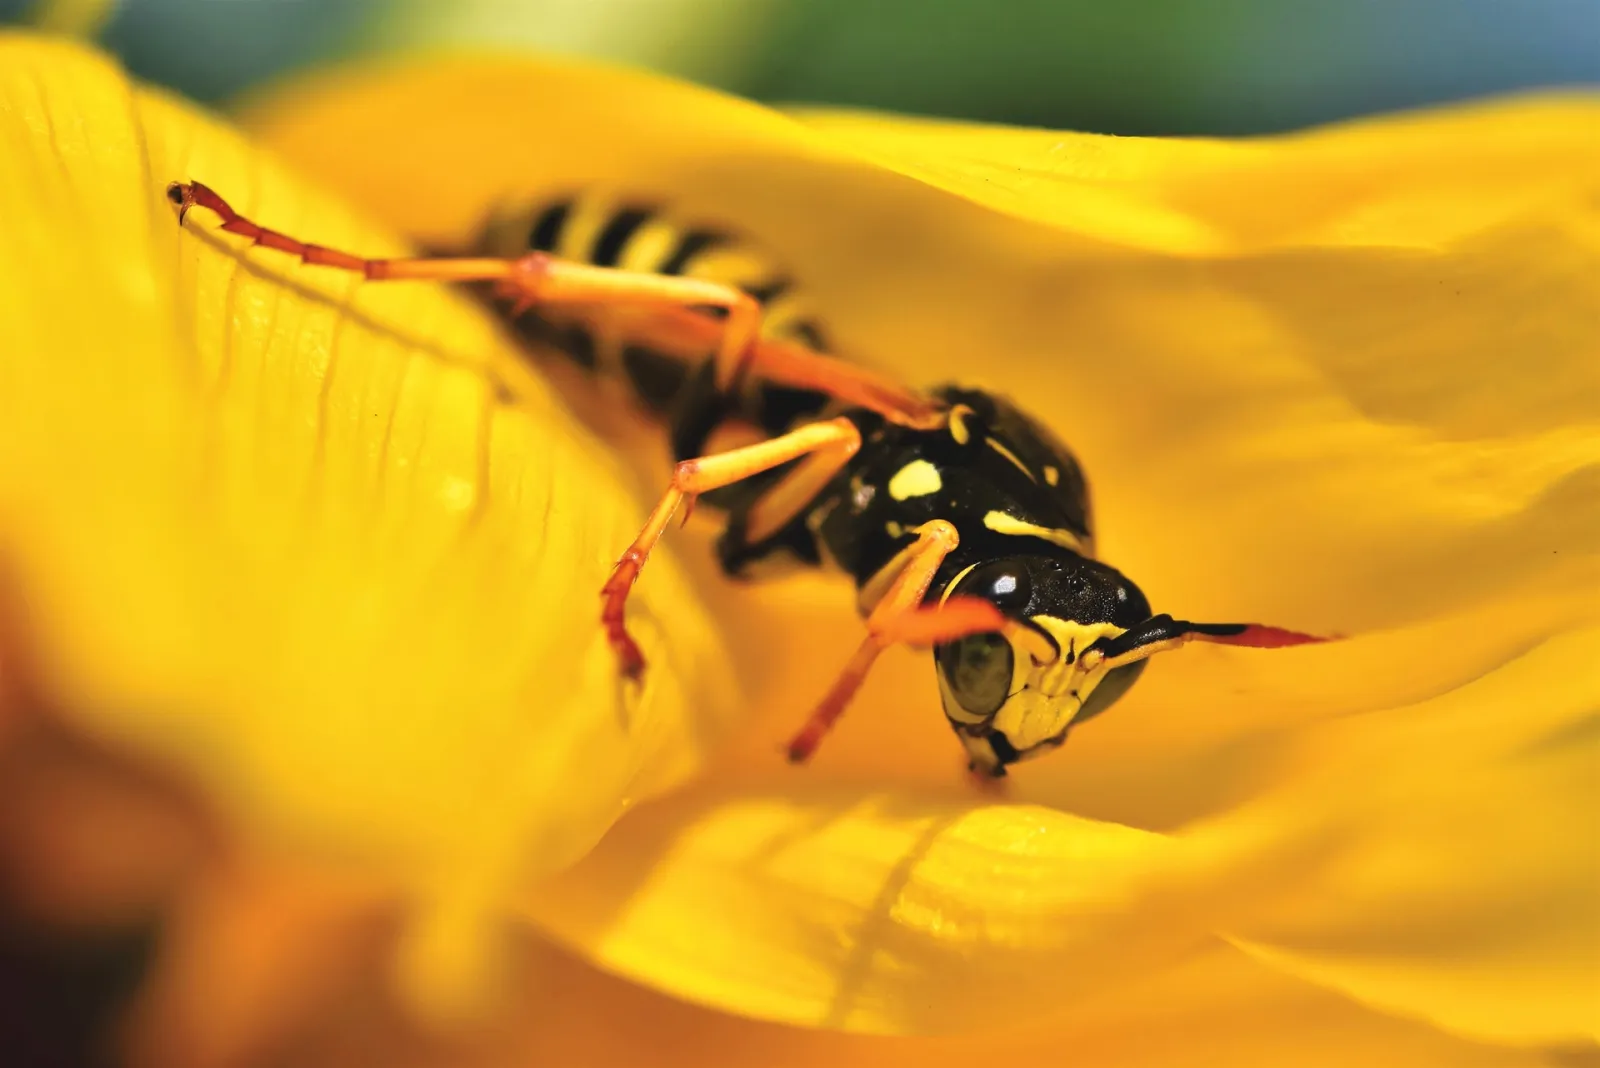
[935,631,1013,718]
[955,560,1032,614]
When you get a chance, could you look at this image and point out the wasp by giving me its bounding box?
[167,180,1321,776]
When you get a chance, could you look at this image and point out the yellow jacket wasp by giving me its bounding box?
[168,180,1322,777]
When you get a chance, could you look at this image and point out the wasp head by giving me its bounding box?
[932,552,1152,775]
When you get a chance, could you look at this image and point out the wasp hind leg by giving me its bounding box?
[600,417,863,679]
[166,180,764,371]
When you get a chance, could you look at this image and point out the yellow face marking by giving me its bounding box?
[1043,465,1060,487]
[1028,616,1127,690]
[885,520,905,538]
[981,511,1090,556]
[888,459,943,501]
[985,437,1037,482]
[948,405,974,445]
[981,616,1127,749]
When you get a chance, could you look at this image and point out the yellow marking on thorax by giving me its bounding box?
[982,511,1090,556]
[948,405,974,444]
[888,459,943,500]
[985,437,1037,481]
[1043,465,1060,486]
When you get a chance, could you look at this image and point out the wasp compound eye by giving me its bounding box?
[935,631,1013,719]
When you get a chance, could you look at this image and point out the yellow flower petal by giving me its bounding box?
[260,933,1556,1068]
[247,57,1599,633]
[0,32,735,1015]
[523,621,1595,1041]
[789,98,1600,252]
[528,786,1190,1034]
[241,53,1600,1041]
[525,625,1598,1042]
[1224,626,1600,1046]
[523,777,1436,1038]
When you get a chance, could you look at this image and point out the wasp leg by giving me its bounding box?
[600,417,862,679]
[591,304,945,431]
[552,299,942,430]
[1079,614,1326,673]
[738,334,945,429]
[167,180,762,373]
[785,520,1010,763]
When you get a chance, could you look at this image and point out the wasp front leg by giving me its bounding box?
[784,521,1014,763]
[600,417,863,679]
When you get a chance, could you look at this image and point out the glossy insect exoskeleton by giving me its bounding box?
[167,180,1321,777]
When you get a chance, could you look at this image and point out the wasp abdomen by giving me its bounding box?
[474,195,834,443]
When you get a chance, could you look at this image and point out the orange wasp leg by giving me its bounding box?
[554,303,944,428]
[166,180,762,372]
[600,417,863,679]
[741,334,945,429]
[785,520,1010,763]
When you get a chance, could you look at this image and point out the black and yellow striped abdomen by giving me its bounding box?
[473,195,833,453]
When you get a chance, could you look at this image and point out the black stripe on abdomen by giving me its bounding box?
[659,228,729,275]
[507,200,835,432]
[591,207,655,267]
[527,200,572,253]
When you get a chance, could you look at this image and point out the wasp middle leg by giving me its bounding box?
[600,416,864,679]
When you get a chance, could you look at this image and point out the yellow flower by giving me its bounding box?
[2,31,1597,1068]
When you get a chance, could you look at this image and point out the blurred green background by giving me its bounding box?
[6,0,1598,133]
